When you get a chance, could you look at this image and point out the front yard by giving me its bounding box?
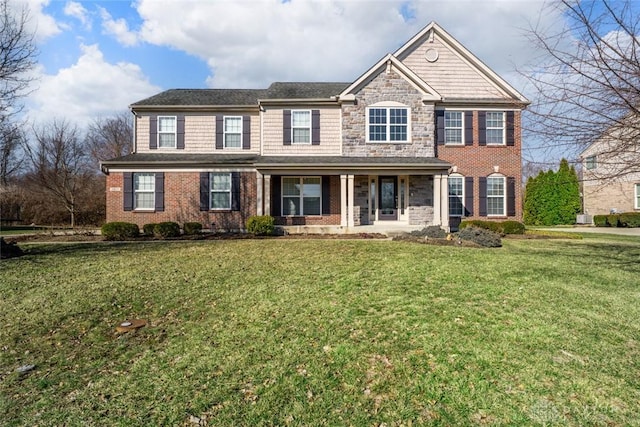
[1,236,639,425]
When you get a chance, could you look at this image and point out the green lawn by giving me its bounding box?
[1,237,639,426]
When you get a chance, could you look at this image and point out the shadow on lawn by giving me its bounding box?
[21,241,171,258]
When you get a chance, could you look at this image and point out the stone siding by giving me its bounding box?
[408,175,434,225]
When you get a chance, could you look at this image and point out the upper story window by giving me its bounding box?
[448,175,464,217]
[134,173,155,210]
[292,110,311,144]
[224,117,242,149]
[585,155,597,170]
[210,173,232,210]
[445,111,463,145]
[486,112,505,145]
[487,175,506,216]
[158,116,176,148]
[367,105,409,143]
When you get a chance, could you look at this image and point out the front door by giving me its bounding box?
[378,176,398,220]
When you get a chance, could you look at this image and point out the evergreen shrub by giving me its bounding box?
[143,223,157,236]
[101,222,139,240]
[246,215,275,236]
[183,222,203,235]
[154,222,181,238]
[593,215,608,227]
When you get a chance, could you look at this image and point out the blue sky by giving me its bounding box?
[19,0,576,161]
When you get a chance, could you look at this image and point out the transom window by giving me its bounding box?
[224,117,242,149]
[158,116,176,148]
[585,155,597,170]
[282,177,321,216]
[292,110,311,144]
[210,173,232,210]
[448,175,464,216]
[368,107,409,142]
[486,112,505,145]
[134,173,155,209]
[487,176,505,216]
[445,111,463,145]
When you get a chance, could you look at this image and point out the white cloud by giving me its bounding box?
[13,0,61,41]
[99,6,139,47]
[27,44,160,127]
[63,0,90,29]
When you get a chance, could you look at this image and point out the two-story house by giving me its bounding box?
[101,22,528,233]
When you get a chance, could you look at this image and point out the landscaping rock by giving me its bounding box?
[1,238,23,259]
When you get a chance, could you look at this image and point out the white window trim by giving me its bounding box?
[291,110,312,144]
[157,116,177,149]
[210,173,232,210]
[223,116,243,150]
[365,105,411,143]
[635,183,640,209]
[487,174,506,217]
[485,111,506,146]
[444,111,464,146]
[448,174,465,217]
[281,176,322,216]
[134,172,155,211]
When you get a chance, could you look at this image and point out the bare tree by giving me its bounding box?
[24,120,92,228]
[86,112,133,168]
[523,0,640,179]
[0,117,24,185]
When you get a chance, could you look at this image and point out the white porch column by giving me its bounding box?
[256,172,264,216]
[433,174,441,225]
[347,174,355,227]
[340,175,347,226]
[440,174,449,230]
[264,174,271,216]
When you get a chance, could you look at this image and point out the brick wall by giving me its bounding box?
[106,171,257,230]
[437,110,523,220]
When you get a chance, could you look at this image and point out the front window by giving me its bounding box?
[210,173,232,210]
[486,112,505,145]
[445,111,463,145]
[487,176,505,216]
[134,173,155,209]
[282,177,321,216]
[586,155,597,170]
[635,183,640,209]
[224,117,242,149]
[292,110,311,144]
[448,176,464,216]
[368,107,409,142]
[158,116,176,148]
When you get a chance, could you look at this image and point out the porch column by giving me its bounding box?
[433,174,441,225]
[347,174,355,227]
[440,174,449,230]
[256,172,263,216]
[263,174,271,216]
[340,175,347,226]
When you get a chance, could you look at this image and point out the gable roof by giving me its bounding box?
[393,21,528,104]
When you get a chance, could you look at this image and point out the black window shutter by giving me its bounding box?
[506,111,515,146]
[322,176,330,215]
[199,172,209,211]
[507,177,516,216]
[478,111,486,146]
[177,115,185,149]
[149,116,157,149]
[231,172,241,211]
[436,110,444,145]
[312,110,320,145]
[464,111,473,146]
[215,115,223,149]
[242,116,251,150]
[155,173,164,212]
[283,110,291,145]
[272,175,281,216]
[123,172,133,211]
[464,176,474,216]
[479,177,487,217]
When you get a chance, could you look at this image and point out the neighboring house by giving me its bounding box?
[101,22,528,232]
[580,123,640,215]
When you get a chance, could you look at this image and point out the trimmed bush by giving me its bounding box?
[459,220,525,235]
[618,212,640,228]
[457,226,502,248]
[101,222,139,241]
[606,214,620,227]
[409,226,447,239]
[501,221,526,235]
[593,215,608,227]
[154,222,181,238]
[183,222,203,235]
[143,223,157,236]
[246,215,275,236]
